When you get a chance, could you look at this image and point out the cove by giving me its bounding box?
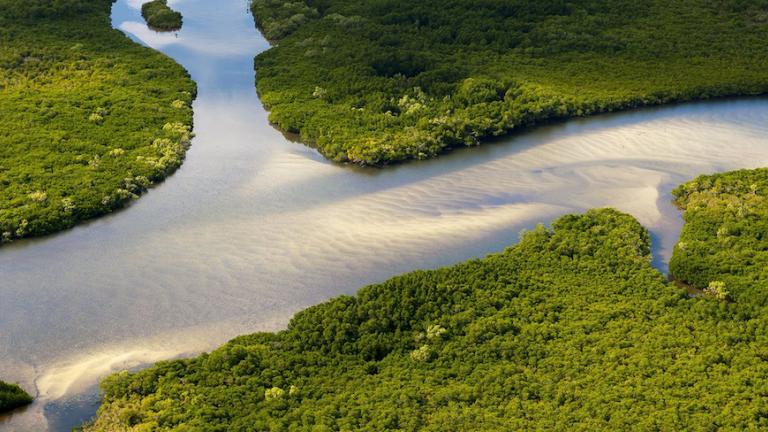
[2,0,768,429]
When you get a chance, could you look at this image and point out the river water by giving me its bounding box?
[2,0,768,430]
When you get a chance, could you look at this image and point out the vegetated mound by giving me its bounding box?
[671,168,768,304]
[252,0,768,165]
[85,208,768,431]
[141,0,182,32]
[0,0,195,245]
[0,380,33,413]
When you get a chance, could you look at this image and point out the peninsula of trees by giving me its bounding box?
[671,168,768,304]
[252,0,768,165]
[84,168,768,430]
[0,0,195,245]
[0,380,32,413]
[141,0,182,32]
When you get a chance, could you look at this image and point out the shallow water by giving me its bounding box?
[2,0,768,430]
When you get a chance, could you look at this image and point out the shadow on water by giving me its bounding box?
[43,384,101,432]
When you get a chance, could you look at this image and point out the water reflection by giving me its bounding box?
[1,0,768,429]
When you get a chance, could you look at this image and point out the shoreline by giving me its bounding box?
[0,0,197,247]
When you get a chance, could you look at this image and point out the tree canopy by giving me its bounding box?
[0,380,32,413]
[0,0,194,245]
[141,0,182,32]
[671,168,768,305]
[84,204,768,430]
[252,0,768,164]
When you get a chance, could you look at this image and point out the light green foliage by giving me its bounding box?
[252,0,768,165]
[170,99,187,109]
[0,0,195,244]
[705,281,730,301]
[425,324,446,340]
[85,209,768,431]
[408,345,431,362]
[671,168,768,304]
[264,387,285,400]
[141,0,182,32]
[0,380,32,413]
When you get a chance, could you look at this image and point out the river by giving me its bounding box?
[2,0,768,430]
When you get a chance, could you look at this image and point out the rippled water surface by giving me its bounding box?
[2,0,768,429]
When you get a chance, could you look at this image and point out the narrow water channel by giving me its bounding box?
[2,0,768,429]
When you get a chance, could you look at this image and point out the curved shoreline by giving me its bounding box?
[0,0,196,247]
[4,0,768,429]
[250,0,768,166]
[9,96,760,430]
[84,184,768,429]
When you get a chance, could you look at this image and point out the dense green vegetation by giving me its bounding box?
[251,0,768,164]
[0,380,32,413]
[0,0,194,245]
[85,207,768,431]
[141,0,182,32]
[670,168,768,305]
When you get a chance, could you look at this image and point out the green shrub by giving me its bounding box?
[141,0,182,32]
[0,380,32,413]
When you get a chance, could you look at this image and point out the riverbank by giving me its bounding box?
[5,0,768,429]
[251,0,768,165]
[671,168,768,304]
[83,166,768,429]
[7,94,768,430]
[84,187,768,429]
[0,381,32,414]
[0,0,195,245]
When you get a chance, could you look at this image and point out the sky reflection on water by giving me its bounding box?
[2,0,768,430]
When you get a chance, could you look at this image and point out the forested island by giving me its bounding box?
[84,168,768,431]
[0,380,32,413]
[0,0,194,245]
[141,0,182,32]
[252,0,768,165]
